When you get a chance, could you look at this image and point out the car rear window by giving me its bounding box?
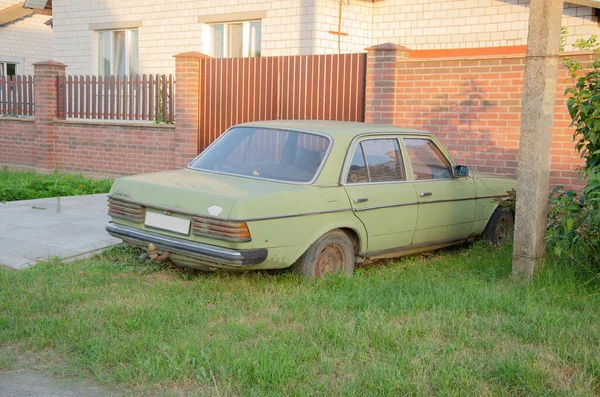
[189,127,331,183]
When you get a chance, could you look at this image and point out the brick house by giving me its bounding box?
[0,0,52,75]
[51,0,600,76]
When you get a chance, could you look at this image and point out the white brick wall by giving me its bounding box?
[51,0,600,76]
[0,0,52,75]
[372,0,600,51]
[53,0,330,75]
[312,1,373,55]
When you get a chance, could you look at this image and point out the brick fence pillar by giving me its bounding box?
[33,60,66,172]
[364,43,410,124]
[173,52,210,168]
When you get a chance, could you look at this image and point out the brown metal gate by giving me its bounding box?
[198,53,367,152]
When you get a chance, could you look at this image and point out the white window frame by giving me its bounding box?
[203,20,261,58]
[0,56,24,77]
[95,29,139,76]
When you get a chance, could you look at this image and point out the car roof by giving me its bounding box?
[236,120,431,140]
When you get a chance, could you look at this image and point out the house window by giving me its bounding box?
[211,21,261,58]
[0,62,17,77]
[98,29,139,76]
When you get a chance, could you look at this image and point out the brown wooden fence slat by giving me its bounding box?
[22,75,28,116]
[24,75,29,116]
[84,76,90,119]
[28,75,33,116]
[133,75,140,120]
[1,78,6,115]
[91,76,96,119]
[57,75,64,119]
[97,76,103,119]
[6,76,10,115]
[21,75,26,116]
[148,75,154,121]
[168,74,174,123]
[73,75,79,118]
[7,76,11,115]
[161,74,167,122]
[154,74,160,119]
[128,75,133,120]
[67,75,72,118]
[78,75,84,118]
[122,76,128,120]
[8,76,14,116]
[141,75,146,120]
[9,76,14,115]
[1,78,3,114]
[103,75,109,119]
[16,75,22,116]
[116,75,121,120]
[109,76,115,120]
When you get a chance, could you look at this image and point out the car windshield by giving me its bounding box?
[189,127,331,183]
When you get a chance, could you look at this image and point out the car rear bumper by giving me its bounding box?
[105,222,268,268]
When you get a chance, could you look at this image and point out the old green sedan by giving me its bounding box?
[106,121,515,277]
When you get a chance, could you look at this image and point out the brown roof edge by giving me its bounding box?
[0,2,33,26]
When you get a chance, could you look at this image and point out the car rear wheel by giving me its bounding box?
[294,230,355,278]
[483,207,514,246]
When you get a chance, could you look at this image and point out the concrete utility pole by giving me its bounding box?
[513,0,564,276]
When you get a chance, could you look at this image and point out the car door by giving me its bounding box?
[343,137,418,253]
[402,137,477,245]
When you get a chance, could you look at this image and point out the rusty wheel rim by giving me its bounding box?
[496,216,512,245]
[315,243,345,277]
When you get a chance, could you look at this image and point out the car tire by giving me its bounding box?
[483,207,514,246]
[294,230,355,278]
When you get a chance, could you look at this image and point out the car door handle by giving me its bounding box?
[420,192,432,197]
[354,198,368,203]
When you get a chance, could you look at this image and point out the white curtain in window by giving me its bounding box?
[128,30,139,76]
[228,23,243,58]
[113,31,127,76]
[248,21,261,57]
[212,24,224,58]
[99,31,111,77]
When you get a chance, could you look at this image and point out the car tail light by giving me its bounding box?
[192,216,251,242]
[108,197,145,223]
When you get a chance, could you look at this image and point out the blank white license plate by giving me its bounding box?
[145,212,190,235]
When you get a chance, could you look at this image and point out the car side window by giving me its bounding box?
[404,138,452,180]
[346,138,406,183]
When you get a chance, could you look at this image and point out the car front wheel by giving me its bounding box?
[295,230,355,278]
[483,207,514,246]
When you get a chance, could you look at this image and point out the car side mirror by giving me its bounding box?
[454,165,469,178]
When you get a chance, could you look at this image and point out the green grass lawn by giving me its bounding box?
[0,168,113,202]
[1,243,599,396]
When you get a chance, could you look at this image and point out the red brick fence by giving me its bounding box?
[0,45,589,190]
[365,44,588,190]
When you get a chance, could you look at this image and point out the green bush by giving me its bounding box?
[546,177,600,272]
[546,37,600,272]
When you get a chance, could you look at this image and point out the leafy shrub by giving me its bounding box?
[493,189,516,214]
[546,37,600,272]
[546,177,600,272]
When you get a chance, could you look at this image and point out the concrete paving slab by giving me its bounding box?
[0,194,120,269]
[0,369,115,397]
